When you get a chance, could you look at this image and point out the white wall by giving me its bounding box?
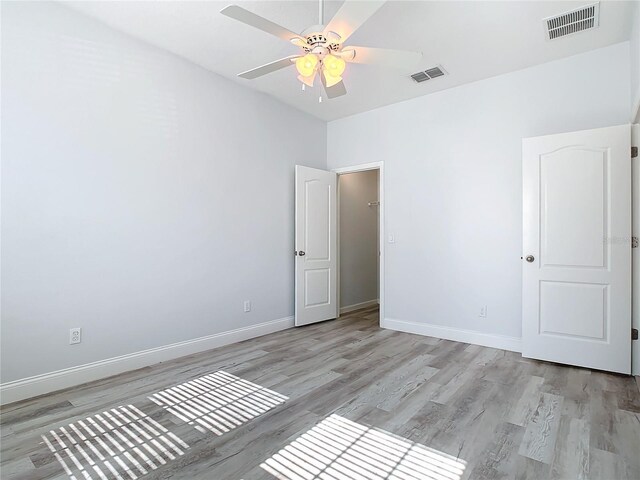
[339,170,379,310]
[0,2,326,385]
[328,43,631,346]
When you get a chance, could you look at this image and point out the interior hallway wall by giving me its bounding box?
[339,170,379,311]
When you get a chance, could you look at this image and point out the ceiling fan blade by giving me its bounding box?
[290,37,308,48]
[238,55,300,79]
[321,74,347,99]
[323,1,386,43]
[221,5,304,43]
[338,46,422,71]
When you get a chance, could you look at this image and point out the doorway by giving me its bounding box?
[293,162,384,328]
[338,170,380,317]
[334,162,384,325]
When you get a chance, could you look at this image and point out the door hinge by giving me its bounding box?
[633,328,639,341]
[633,237,639,248]
[633,146,638,158]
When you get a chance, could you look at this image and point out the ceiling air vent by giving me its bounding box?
[544,3,599,40]
[411,66,446,83]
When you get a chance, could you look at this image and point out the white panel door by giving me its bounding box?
[295,165,338,326]
[523,124,631,374]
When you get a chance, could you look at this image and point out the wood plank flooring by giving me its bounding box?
[1,306,639,479]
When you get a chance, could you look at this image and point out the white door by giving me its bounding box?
[522,124,631,374]
[295,165,338,326]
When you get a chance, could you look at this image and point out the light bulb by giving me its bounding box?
[323,54,346,77]
[295,54,318,77]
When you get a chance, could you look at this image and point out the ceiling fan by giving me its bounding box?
[220,0,423,100]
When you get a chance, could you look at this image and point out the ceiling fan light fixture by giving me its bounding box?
[323,54,346,78]
[295,53,318,77]
[322,70,342,88]
[222,1,423,100]
[298,72,317,87]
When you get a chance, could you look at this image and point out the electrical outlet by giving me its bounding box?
[479,306,487,318]
[243,300,251,313]
[69,327,82,345]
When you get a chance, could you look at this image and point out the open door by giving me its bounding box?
[522,124,631,374]
[295,165,338,326]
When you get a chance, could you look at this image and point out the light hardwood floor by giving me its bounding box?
[1,306,639,479]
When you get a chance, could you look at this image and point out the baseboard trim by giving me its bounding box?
[0,316,294,406]
[382,318,522,353]
[340,299,379,314]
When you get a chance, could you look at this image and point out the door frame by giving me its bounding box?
[332,162,384,326]
[633,123,639,376]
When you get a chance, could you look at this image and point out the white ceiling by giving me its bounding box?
[63,0,635,121]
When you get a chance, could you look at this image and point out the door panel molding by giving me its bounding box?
[538,280,608,341]
[539,146,609,269]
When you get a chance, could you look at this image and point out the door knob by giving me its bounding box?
[525,255,535,263]
[298,251,306,256]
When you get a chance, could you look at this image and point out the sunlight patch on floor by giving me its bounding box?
[260,414,466,480]
[42,404,188,480]
[149,370,288,435]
